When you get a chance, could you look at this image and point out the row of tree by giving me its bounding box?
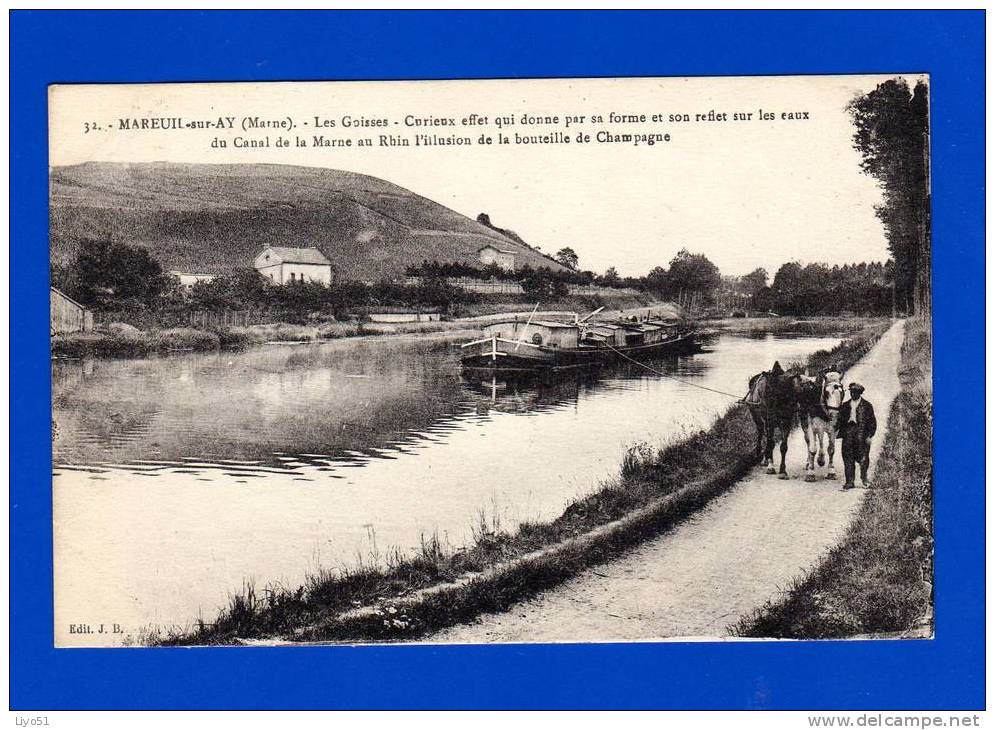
[848,77,930,315]
[53,237,895,321]
[182,270,478,317]
[51,238,726,319]
[517,77,933,317]
[724,261,897,316]
[404,250,634,290]
[50,239,483,319]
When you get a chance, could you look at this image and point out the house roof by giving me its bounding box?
[259,246,332,266]
[50,287,88,310]
[477,244,517,255]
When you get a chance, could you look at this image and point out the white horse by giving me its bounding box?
[799,368,845,481]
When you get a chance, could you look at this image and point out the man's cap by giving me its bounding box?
[848,382,865,394]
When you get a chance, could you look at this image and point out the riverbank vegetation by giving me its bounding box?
[52,325,222,359]
[732,317,932,638]
[51,319,481,359]
[702,316,885,336]
[53,235,902,343]
[143,320,890,646]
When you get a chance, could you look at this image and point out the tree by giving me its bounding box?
[554,247,580,270]
[665,248,721,303]
[644,266,669,296]
[520,269,569,299]
[770,261,804,314]
[741,267,769,297]
[600,266,621,286]
[188,268,270,311]
[764,259,895,316]
[848,78,930,315]
[69,238,167,307]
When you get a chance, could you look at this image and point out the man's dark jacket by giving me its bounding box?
[836,398,877,442]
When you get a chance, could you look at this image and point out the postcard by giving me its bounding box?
[48,74,932,647]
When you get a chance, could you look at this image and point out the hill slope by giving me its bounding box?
[49,162,567,281]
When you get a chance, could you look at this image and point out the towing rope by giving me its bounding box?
[603,342,746,401]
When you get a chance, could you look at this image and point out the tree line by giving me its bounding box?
[50,239,482,323]
[725,261,896,316]
[52,237,901,323]
[847,77,930,315]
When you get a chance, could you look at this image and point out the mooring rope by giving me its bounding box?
[604,342,746,401]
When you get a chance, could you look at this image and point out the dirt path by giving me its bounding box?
[432,320,906,643]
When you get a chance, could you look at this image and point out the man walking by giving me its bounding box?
[836,382,877,490]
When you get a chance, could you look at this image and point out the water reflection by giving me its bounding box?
[53,338,470,474]
[460,348,702,416]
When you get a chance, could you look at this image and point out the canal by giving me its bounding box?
[51,327,845,643]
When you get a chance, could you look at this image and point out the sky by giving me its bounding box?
[49,75,922,277]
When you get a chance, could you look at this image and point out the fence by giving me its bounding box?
[567,284,642,297]
[186,310,273,329]
[93,309,292,329]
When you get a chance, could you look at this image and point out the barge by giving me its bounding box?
[460,313,696,372]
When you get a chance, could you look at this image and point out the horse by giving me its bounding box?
[745,361,801,478]
[797,372,827,480]
[797,368,845,481]
[744,369,772,465]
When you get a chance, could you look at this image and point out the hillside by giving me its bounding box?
[49,162,568,281]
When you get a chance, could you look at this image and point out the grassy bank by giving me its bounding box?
[732,317,932,638]
[51,296,658,360]
[51,325,222,358]
[229,319,480,342]
[702,316,886,336]
[145,320,890,646]
[52,319,479,359]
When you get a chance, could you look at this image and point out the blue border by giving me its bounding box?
[11,10,985,710]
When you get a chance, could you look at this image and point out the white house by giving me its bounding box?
[253,246,333,285]
[168,271,217,289]
[478,244,517,272]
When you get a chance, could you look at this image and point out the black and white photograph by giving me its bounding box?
[47,74,933,648]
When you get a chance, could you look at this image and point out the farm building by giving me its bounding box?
[50,288,93,335]
[253,246,333,285]
[168,270,217,289]
[477,244,517,272]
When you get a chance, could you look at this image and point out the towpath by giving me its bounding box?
[433,320,906,643]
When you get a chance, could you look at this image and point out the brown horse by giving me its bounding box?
[745,361,801,478]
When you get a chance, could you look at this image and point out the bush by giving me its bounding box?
[147,328,219,352]
[52,327,221,358]
[520,270,569,299]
